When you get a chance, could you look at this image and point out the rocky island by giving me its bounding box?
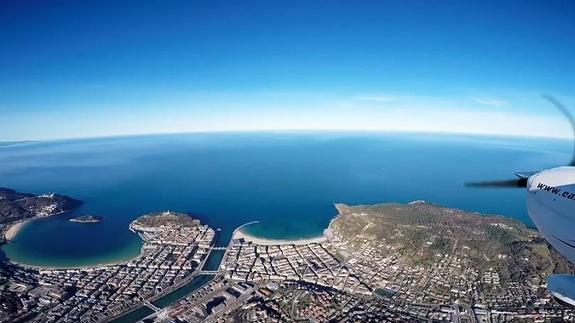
[69,215,104,223]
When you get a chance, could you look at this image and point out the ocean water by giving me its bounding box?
[0,132,571,267]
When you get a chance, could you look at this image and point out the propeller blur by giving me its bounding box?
[465,96,575,306]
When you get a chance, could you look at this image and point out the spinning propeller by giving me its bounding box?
[465,95,575,188]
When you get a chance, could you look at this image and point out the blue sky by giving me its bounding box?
[1,0,574,141]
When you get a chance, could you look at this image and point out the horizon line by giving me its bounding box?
[1,128,572,145]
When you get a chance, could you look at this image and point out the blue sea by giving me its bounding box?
[0,132,571,267]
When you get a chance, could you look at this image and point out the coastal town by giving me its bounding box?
[152,202,575,322]
[145,203,575,322]
[3,0,575,321]
[221,238,371,295]
[1,188,575,322]
[0,209,215,323]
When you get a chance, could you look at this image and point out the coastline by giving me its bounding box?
[9,256,135,271]
[5,239,144,271]
[4,217,329,270]
[4,219,31,241]
[3,209,72,243]
[3,222,143,270]
[234,227,326,245]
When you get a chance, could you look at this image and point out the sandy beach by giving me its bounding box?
[7,241,143,271]
[12,259,129,272]
[233,228,326,246]
[4,219,31,241]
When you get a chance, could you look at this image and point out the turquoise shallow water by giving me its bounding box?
[0,132,571,267]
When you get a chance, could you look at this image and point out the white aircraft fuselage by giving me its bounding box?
[527,166,575,305]
[528,166,575,263]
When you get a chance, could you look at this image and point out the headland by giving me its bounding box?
[0,187,80,242]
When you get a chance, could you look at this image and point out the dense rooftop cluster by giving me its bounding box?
[0,211,215,323]
[163,275,258,321]
[3,199,575,322]
[222,242,370,295]
[158,201,575,322]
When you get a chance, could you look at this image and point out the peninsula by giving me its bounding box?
[0,187,80,241]
[209,201,575,322]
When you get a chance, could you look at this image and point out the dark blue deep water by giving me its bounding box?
[0,132,571,267]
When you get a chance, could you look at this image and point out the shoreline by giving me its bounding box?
[4,219,31,241]
[4,218,329,270]
[10,258,130,271]
[3,209,72,242]
[4,238,144,271]
[4,239,143,271]
[234,227,326,245]
[3,227,144,271]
